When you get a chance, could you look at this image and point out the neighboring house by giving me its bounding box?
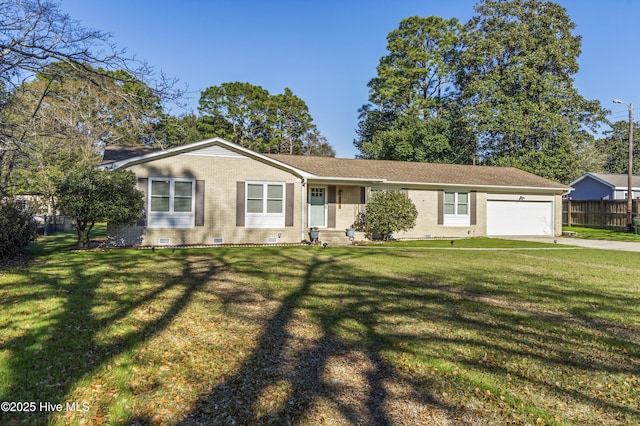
[568,173,640,200]
[101,137,570,246]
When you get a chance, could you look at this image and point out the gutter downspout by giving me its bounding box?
[300,177,307,242]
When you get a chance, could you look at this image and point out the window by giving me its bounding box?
[247,184,263,213]
[443,191,470,226]
[247,183,283,214]
[245,182,285,228]
[148,178,195,228]
[150,180,170,211]
[150,179,193,213]
[444,192,468,216]
[310,187,324,198]
[174,181,194,212]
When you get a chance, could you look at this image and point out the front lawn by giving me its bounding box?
[563,226,640,242]
[1,234,638,425]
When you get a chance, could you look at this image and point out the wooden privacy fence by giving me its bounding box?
[563,199,639,229]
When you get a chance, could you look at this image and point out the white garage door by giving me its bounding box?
[486,201,553,236]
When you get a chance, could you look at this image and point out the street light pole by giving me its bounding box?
[613,99,634,230]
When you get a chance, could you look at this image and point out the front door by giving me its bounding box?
[309,187,326,227]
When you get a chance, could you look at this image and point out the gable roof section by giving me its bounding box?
[569,172,640,189]
[268,154,570,191]
[100,138,311,178]
[591,173,640,189]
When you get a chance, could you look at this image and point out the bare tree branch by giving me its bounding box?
[1,0,184,195]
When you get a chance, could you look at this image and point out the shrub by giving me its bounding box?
[359,190,418,240]
[56,167,144,247]
[0,197,37,259]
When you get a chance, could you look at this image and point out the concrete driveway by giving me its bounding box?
[505,237,640,252]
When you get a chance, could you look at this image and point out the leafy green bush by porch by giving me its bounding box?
[357,190,418,240]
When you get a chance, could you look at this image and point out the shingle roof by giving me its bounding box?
[102,145,162,165]
[589,173,640,188]
[268,154,569,189]
[101,140,569,191]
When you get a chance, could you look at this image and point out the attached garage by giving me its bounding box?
[486,200,553,236]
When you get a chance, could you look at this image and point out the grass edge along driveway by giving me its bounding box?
[0,235,639,425]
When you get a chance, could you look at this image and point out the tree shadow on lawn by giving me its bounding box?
[3,244,638,424]
[178,248,640,425]
[178,250,459,426]
[0,248,222,425]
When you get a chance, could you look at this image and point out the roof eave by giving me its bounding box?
[305,176,387,184]
[428,183,571,194]
[311,177,570,194]
[99,138,314,179]
[569,173,616,189]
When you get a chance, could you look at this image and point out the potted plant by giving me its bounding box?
[345,227,355,240]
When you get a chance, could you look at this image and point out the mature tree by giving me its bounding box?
[23,64,162,146]
[354,105,398,158]
[0,0,181,196]
[159,113,203,148]
[268,88,315,154]
[303,128,335,157]
[360,190,418,240]
[458,0,606,182]
[355,16,465,162]
[596,120,640,175]
[4,63,164,199]
[56,167,143,247]
[360,115,450,162]
[370,16,461,113]
[198,82,270,150]
[198,82,333,155]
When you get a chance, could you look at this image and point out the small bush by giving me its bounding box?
[0,197,37,259]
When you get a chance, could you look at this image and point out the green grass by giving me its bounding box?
[1,232,639,425]
[564,225,640,242]
[370,237,558,248]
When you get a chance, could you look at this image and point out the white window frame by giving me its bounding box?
[245,181,285,228]
[444,191,470,227]
[148,177,195,228]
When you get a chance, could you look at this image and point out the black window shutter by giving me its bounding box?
[285,183,294,227]
[195,180,205,226]
[236,181,245,227]
[437,190,444,225]
[470,191,477,226]
[137,178,148,226]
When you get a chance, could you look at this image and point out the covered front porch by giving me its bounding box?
[303,184,367,245]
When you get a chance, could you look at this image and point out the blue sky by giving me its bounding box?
[60,0,639,158]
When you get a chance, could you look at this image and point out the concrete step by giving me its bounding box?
[312,229,354,247]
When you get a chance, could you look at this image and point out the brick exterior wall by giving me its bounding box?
[107,152,304,246]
